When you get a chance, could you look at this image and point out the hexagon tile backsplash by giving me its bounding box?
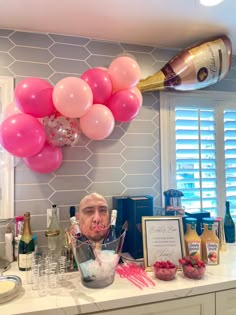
[0,29,235,251]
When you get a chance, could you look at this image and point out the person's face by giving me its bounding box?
[78,195,109,242]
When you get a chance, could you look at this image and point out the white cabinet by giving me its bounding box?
[97,293,215,315]
[216,289,236,315]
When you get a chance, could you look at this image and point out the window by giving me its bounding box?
[160,91,236,218]
[0,77,14,219]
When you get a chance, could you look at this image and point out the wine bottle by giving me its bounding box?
[103,209,117,244]
[18,212,35,271]
[224,201,235,243]
[137,35,232,92]
[45,204,60,251]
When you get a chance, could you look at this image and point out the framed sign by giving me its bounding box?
[142,216,185,271]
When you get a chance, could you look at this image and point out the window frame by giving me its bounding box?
[160,90,236,217]
[0,76,14,219]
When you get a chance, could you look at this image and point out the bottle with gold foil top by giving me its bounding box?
[201,218,220,265]
[18,212,35,271]
[137,35,232,93]
[45,204,60,251]
[184,217,201,259]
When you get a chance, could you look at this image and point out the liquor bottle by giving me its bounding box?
[18,212,35,271]
[103,209,117,244]
[224,201,235,243]
[137,35,232,93]
[45,204,60,251]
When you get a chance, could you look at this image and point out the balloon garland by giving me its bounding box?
[0,56,143,174]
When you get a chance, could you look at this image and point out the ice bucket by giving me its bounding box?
[71,230,126,288]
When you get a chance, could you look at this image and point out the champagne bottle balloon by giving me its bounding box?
[137,35,232,92]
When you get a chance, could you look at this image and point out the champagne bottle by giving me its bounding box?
[224,201,235,243]
[103,209,117,244]
[45,204,60,251]
[18,212,35,271]
[138,35,232,92]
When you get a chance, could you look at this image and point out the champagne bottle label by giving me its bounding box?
[18,252,33,269]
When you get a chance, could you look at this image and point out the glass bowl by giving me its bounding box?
[182,265,206,279]
[153,265,177,281]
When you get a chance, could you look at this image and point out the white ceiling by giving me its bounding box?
[0,0,236,53]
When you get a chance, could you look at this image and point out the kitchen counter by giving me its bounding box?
[2,244,236,315]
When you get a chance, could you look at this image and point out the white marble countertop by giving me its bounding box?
[2,244,236,315]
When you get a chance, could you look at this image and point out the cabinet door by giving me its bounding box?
[216,289,236,315]
[99,293,215,315]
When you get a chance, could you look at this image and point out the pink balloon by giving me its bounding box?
[23,142,63,173]
[80,104,115,140]
[53,77,93,118]
[81,68,112,104]
[107,90,140,122]
[130,87,143,107]
[0,113,46,157]
[108,56,141,91]
[14,77,56,118]
[3,102,21,119]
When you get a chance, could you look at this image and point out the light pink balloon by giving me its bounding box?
[80,104,115,140]
[81,68,112,104]
[53,77,93,118]
[23,142,63,173]
[107,90,140,122]
[130,87,143,108]
[0,113,46,157]
[108,56,141,91]
[14,77,56,118]
[3,102,21,119]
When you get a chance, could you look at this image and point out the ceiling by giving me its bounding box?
[0,0,236,53]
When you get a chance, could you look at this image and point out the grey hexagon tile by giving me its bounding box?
[54,161,91,175]
[10,31,53,48]
[30,215,47,231]
[50,191,87,206]
[59,206,76,221]
[33,231,48,247]
[86,55,113,68]
[136,106,157,120]
[0,52,13,67]
[123,188,156,197]
[87,168,125,182]
[121,134,156,147]
[74,133,92,146]
[223,67,236,80]
[15,169,54,184]
[106,126,125,140]
[49,43,89,60]
[15,184,54,200]
[50,58,89,74]
[120,43,154,53]
[153,167,161,180]
[122,147,156,160]
[50,175,91,190]
[0,68,14,76]
[63,147,91,160]
[0,37,14,52]
[49,72,80,85]
[121,161,156,174]
[87,182,125,196]
[10,46,53,63]
[142,93,158,107]
[152,60,167,72]
[121,120,156,133]
[10,61,53,77]
[14,76,30,85]
[0,29,15,37]
[49,34,90,46]
[87,140,125,154]
[87,154,125,167]
[15,200,52,216]
[86,40,123,56]
[152,48,180,62]
[130,52,156,79]
[122,175,156,188]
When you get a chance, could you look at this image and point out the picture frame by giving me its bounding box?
[142,216,185,271]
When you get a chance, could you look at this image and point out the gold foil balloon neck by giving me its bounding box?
[138,35,232,93]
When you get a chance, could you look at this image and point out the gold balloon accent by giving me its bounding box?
[138,35,232,93]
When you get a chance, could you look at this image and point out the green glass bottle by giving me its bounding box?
[224,201,235,243]
[18,212,35,271]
